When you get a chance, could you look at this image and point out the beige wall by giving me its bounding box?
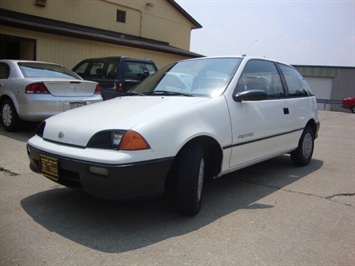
[1,0,193,50]
[1,25,187,69]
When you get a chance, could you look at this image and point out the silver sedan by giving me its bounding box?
[0,60,103,131]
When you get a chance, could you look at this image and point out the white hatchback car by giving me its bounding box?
[27,56,320,215]
[0,60,102,131]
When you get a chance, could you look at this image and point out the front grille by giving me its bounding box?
[60,168,80,183]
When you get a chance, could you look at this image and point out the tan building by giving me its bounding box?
[0,0,202,69]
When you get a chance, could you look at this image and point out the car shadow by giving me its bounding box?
[21,155,323,253]
[0,122,39,143]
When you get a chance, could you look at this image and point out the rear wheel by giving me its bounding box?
[291,125,314,166]
[0,99,20,132]
[351,105,355,113]
[176,143,205,215]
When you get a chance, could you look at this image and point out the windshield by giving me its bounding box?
[131,58,242,97]
[18,62,80,79]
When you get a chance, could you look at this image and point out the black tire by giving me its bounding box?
[351,106,355,113]
[0,99,20,132]
[176,143,205,215]
[291,125,314,166]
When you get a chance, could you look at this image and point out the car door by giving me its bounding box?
[226,59,294,169]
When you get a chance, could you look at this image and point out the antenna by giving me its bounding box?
[245,39,258,55]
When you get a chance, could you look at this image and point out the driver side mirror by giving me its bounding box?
[233,90,268,102]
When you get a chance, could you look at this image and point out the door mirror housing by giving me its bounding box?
[234,90,268,102]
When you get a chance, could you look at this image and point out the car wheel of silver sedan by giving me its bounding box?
[176,143,205,215]
[1,99,20,132]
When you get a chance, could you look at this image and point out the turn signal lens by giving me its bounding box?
[119,130,150,150]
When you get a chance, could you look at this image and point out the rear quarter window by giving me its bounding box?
[74,62,89,76]
[278,64,313,97]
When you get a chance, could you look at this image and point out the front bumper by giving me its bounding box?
[27,144,173,200]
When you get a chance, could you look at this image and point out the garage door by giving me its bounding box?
[305,77,333,110]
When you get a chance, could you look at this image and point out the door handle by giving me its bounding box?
[283,107,289,115]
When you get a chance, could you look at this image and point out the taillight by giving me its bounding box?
[94,84,101,94]
[116,83,124,92]
[25,83,50,94]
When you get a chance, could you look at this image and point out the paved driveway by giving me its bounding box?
[0,111,354,265]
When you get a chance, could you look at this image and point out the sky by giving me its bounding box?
[175,0,355,67]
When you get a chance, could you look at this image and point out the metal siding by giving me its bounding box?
[1,25,186,69]
[297,66,338,78]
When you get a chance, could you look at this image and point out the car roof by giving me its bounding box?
[0,59,64,66]
[77,56,155,62]
[183,55,293,67]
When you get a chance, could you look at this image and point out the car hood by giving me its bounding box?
[43,96,210,146]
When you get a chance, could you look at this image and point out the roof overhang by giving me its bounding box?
[167,0,202,29]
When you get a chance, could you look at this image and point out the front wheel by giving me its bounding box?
[176,143,205,215]
[351,105,355,113]
[0,99,20,132]
[291,125,315,166]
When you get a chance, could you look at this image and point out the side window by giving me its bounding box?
[74,62,88,76]
[278,64,313,97]
[89,62,105,77]
[0,63,10,79]
[106,60,118,79]
[237,60,284,98]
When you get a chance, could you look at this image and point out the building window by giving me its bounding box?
[116,10,126,23]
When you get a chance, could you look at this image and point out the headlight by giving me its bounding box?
[87,130,150,150]
[111,131,125,146]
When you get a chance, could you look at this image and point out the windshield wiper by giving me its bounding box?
[123,91,145,96]
[149,90,193,97]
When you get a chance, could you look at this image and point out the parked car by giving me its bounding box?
[27,56,320,215]
[72,56,158,100]
[0,60,102,131]
[341,97,355,113]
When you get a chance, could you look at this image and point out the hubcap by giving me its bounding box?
[302,133,313,159]
[2,104,12,127]
[197,158,204,201]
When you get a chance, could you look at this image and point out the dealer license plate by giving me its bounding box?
[70,102,86,109]
[40,154,59,181]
